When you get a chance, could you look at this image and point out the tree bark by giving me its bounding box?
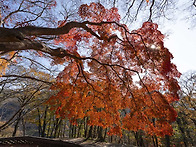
[21,117,26,136]
[165,135,170,147]
[69,123,72,138]
[103,128,107,141]
[176,117,188,147]
[83,125,93,141]
[152,135,158,147]
[12,110,22,137]
[49,116,56,138]
[77,120,82,138]
[134,131,145,147]
[53,118,62,138]
[0,21,117,56]
[41,106,48,137]
[84,117,88,138]
[97,126,104,142]
[46,115,52,137]
[37,108,42,137]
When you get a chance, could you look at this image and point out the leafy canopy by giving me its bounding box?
[48,2,180,137]
[0,1,181,137]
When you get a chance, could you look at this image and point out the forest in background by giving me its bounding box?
[0,70,195,146]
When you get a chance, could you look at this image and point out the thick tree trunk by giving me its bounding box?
[71,125,74,138]
[53,118,62,138]
[21,117,26,136]
[103,128,107,141]
[57,122,62,138]
[127,131,131,144]
[152,135,158,147]
[46,115,52,137]
[165,135,170,147]
[84,117,88,138]
[92,126,97,138]
[69,123,72,138]
[110,135,113,143]
[12,110,23,137]
[176,117,188,147]
[134,131,145,147]
[41,106,48,137]
[73,125,77,138]
[88,125,93,139]
[37,108,42,137]
[97,126,104,142]
[83,125,93,141]
[77,121,82,138]
[62,120,66,137]
[49,116,57,137]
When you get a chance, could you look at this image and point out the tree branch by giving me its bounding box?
[1,74,53,85]
[194,0,196,8]
[0,21,119,56]
[148,0,155,22]
[0,21,118,42]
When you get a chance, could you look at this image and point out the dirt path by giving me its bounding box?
[61,138,135,147]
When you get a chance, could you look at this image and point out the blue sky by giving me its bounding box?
[162,19,196,74]
[53,0,196,74]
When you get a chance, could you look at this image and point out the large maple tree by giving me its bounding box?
[0,1,181,137]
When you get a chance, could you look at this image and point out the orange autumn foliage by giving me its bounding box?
[47,2,181,137]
